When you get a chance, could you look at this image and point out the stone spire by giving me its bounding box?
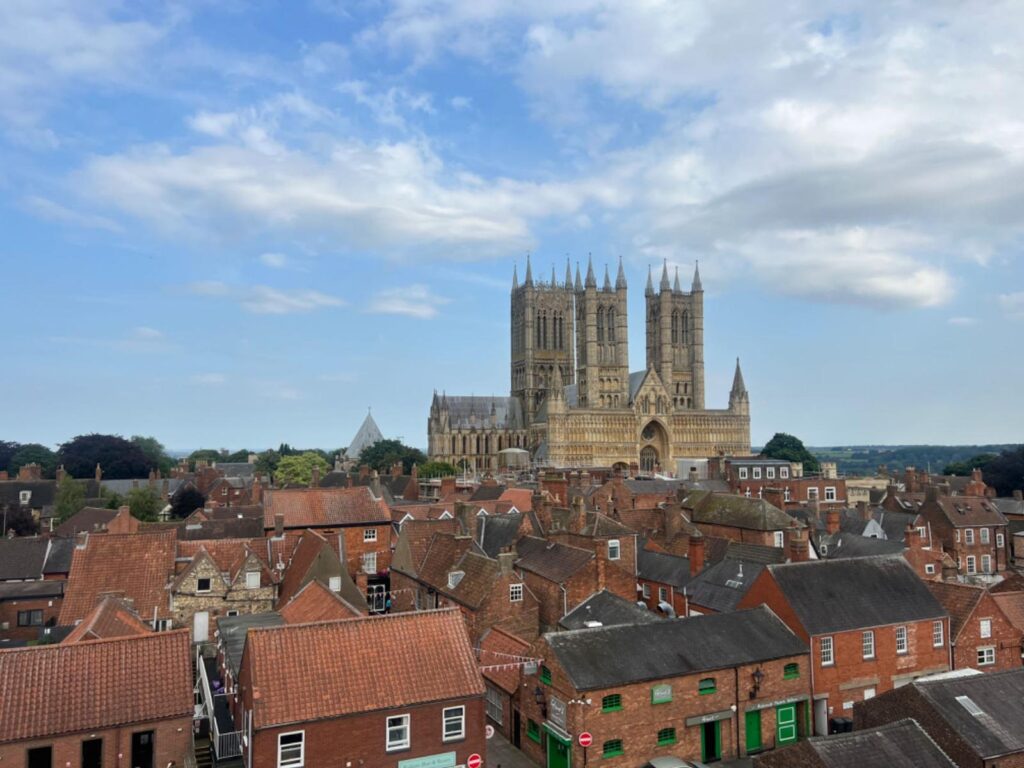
[585,254,596,288]
[551,263,557,286]
[512,262,518,289]
[645,265,654,296]
[550,363,564,396]
[603,264,612,291]
[565,258,573,288]
[730,357,749,413]
[673,266,681,293]
[524,254,533,286]
[692,260,702,292]
[731,358,747,396]
[660,259,671,291]
[575,261,583,291]
[616,255,627,290]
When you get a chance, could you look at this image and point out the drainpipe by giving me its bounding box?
[561,583,568,618]
[734,666,741,758]
[809,634,817,735]
[948,619,954,671]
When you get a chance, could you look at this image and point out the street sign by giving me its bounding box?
[578,732,593,748]
[485,724,495,739]
[467,754,483,768]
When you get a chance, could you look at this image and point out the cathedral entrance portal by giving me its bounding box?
[640,446,658,473]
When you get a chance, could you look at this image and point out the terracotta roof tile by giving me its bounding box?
[279,580,362,624]
[244,609,484,728]
[929,497,1008,527]
[276,530,337,606]
[63,596,153,643]
[59,531,176,625]
[0,630,192,742]
[498,488,534,512]
[992,592,1024,632]
[392,519,461,577]
[415,533,478,587]
[515,536,593,583]
[478,627,531,693]
[263,487,390,529]
[926,581,985,641]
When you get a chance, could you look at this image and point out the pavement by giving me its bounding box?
[486,731,540,768]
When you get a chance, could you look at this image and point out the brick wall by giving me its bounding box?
[339,523,392,580]
[247,698,486,768]
[0,717,191,768]
[952,591,1022,672]
[0,595,62,641]
[693,522,779,547]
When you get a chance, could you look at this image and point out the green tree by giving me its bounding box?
[761,432,821,474]
[3,506,39,536]
[357,439,427,474]
[130,435,174,475]
[9,443,58,477]
[980,446,1024,497]
[54,474,87,523]
[124,487,162,521]
[59,434,151,479]
[100,487,123,510]
[274,452,331,487]
[419,460,458,478]
[0,441,21,472]
[254,449,282,477]
[942,453,997,477]
[188,449,224,470]
[170,487,206,519]
[225,449,252,463]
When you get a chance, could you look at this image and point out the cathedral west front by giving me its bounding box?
[427,257,751,474]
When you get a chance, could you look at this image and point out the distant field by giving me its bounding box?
[806,445,1019,477]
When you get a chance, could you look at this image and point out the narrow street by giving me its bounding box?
[486,732,540,768]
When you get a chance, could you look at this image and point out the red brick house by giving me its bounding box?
[279,578,362,623]
[927,581,1023,672]
[237,609,486,768]
[62,595,153,643]
[275,529,368,613]
[478,626,532,742]
[917,489,1010,578]
[0,630,193,768]
[737,555,950,735]
[0,581,64,643]
[520,606,810,765]
[683,491,800,549]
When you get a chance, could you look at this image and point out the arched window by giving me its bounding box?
[597,307,605,342]
[671,310,679,344]
[462,435,467,454]
[681,311,689,345]
[608,308,616,342]
[536,311,542,347]
[485,435,490,454]
[451,436,457,453]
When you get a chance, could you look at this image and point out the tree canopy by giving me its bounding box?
[357,439,426,474]
[54,475,87,523]
[170,487,206,519]
[761,432,821,474]
[3,506,39,536]
[8,443,58,476]
[124,487,162,521]
[978,446,1024,497]
[942,453,997,477]
[274,452,331,487]
[59,434,152,479]
[130,435,174,475]
[418,460,458,478]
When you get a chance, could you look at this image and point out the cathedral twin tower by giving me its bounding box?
[428,255,751,473]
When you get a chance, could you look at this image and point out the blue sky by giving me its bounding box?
[1,1,1022,453]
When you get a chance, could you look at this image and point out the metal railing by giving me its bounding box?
[213,713,243,759]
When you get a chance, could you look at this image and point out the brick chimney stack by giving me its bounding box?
[56,465,66,483]
[688,533,705,577]
[310,464,321,488]
[498,550,516,576]
[825,509,841,536]
[274,513,284,538]
[857,501,871,521]
[788,524,808,562]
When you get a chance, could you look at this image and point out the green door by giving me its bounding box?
[745,709,762,753]
[776,704,797,745]
[701,720,721,762]
[546,732,571,768]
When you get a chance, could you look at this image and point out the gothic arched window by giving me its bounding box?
[681,311,689,345]
[608,308,616,342]
[671,310,679,344]
[597,307,605,342]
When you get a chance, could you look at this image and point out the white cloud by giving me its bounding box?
[338,80,435,130]
[450,95,472,110]
[191,372,226,385]
[241,286,344,315]
[998,292,1024,320]
[22,195,123,232]
[367,284,451,319]
[132,326,163,339]
[947,317,977,326]
[259,252,289,268]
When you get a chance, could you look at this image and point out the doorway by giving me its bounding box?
[193,611,209,643]
[744,709,762,753]
[546,732,571,768]
[701,720,721,762]
[131,730,154,768]
[27,747,51,768]
[512,709,522,748]
[813,699,828,736]
[777,704,798,745]
[82,738,103,768]
[367,583,387,613]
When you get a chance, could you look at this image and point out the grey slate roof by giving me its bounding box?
[515,536,593,583]
[993,497,1024,518]
[547,605,807,691]
[803,718,956,767]
[42,538,74,574]
[217,612,285,677]
[0,538,50,580]
[913,668,1024,758]
[99,478,185,496]
[0,481,56,508]
[475,513,524,558]
[0,580,65,601]
[687,491,797,531]
[766,555,946,635]
[470,484,507,502]
[214,462,256,479]
[54,506,118,536]
[440,397,524,430]
[559,590,660,630]
[686,559,764,614]
[346,411,385,457]
[872,509,917,541]
[818,532,905,559]
[637,548,692,589]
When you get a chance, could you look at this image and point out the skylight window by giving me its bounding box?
[956,695,983,716]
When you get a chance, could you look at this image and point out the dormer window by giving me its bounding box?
[607,540,621,561]
[780,467,790,479]
[752,467,762,479]
[19,490,31,505]
[245,571,260,589]
[738,467,748,480]
[448,571,465,589]
[196,578,211,593]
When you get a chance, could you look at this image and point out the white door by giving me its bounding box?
[193,611,209,643]
[814,698,829,736]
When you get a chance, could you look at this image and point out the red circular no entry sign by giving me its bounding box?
[578,732,593,748]
[467,753,483,768]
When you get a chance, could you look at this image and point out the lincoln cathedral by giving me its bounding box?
[428,256,751,473]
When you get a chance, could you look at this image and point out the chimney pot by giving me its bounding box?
[274,512,285,538]
[498,551,515,576]
[688,534,705,577]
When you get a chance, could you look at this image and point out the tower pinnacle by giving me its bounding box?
[692,260,702,292]
[645,265,654,296]
[660,259,671,291]
[524,253,533,286]
[616,255,627,290]
[603,264,612,291]
[585,254,596,288]
[673,266,681,293]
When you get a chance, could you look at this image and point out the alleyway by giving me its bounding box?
[486,731,540,768]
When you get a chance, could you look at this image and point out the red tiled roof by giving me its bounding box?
[392,518,461,576]
[279,580,362,624]
[992,592,1024,632]
[478,627,531,693]
[0,630,192,743]
[930,497,1007,527]
[499,488,534,512]
[244,609,484,728]
[415,533,478,587]
[277,530,339,606]
[263,487,390,529]
[59,531,176,625]
[63,596,153,643]
[926,581,984,641]
[177,538,263,572]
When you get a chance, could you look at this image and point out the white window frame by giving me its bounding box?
[932,620,944,647]
[862,630,875,660]
[509,583,524,602]
[642,584,651,599]
[825,487,837,502]
[895,626,908,655]
[917,526,928,540]
[328,576,342,592]
[773,530,785,548]
[966,555,977,575]
[925,564,936,575]
[245,571,260,589]
[997,532,1005,549]
[783,488,791,502]
[386,714,410,751]
[196,577,212,594]
[226,609,240,617]
[485,685,504,725]
[738,467,748,480]
[965,528,975,545]
[362,551,377,574]
[752,467,762,479]
[807,487,819,501]
[363,528,378,542]
[766,467,776,480]
[980,528,990,545]
[607,539,621,561]
[820,636,834,666]
[658,586,668,603]
[277,731,304,768]
[977,646,995,666]
[980,618,992,639]
[780,467,790,479]
[19,490,31,505]
[442,706,465,742]
[955,530,961,543]
[981,555,992,574]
